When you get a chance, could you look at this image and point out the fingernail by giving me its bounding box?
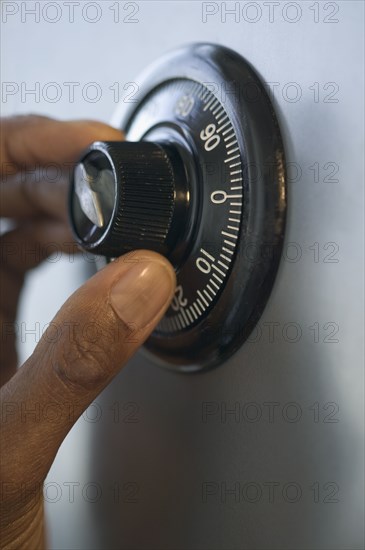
[110,259,175,330]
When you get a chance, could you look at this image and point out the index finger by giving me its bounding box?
[0,115,124,219]
[1,115,123,167]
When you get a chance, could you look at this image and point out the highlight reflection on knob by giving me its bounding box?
[70,141,184,258]
[74,161,114,229]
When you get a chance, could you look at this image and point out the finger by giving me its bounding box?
[0,264,24,320]
[0,311,18,386]
[0,173,70,221]
[0,115,124,219]
[1,220,73,275]
[0,250,175,508]
[0,221,76,383]
[1,115,124,167]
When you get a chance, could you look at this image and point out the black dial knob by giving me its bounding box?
[70,141,187,258]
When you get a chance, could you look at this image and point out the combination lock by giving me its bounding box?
[69,43,287,371]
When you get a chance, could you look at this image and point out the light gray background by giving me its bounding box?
[1,1,364,548]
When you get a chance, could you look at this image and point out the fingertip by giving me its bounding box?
[109,251,176,331]
[66,119,124,142]
[1,115,124,167]
[99,250,176,291]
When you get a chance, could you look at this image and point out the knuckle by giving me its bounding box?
[51,331,113,392]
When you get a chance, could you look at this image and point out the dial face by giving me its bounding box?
[112,44,286,371]
[126,78,243,335]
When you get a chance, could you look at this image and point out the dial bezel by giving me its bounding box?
[112,43,287,372]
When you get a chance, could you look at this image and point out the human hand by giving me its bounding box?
[0,115,176,548]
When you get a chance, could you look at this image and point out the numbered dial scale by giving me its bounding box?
[69,44,287,371]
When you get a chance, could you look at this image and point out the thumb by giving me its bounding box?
[0,250,175,502]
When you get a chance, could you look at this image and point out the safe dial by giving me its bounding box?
[69,43,287,371]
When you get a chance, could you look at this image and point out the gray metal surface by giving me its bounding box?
[1,1,363,548]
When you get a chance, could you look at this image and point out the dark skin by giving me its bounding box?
[0,115,176,548]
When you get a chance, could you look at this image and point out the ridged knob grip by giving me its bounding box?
[70,141,176,257]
